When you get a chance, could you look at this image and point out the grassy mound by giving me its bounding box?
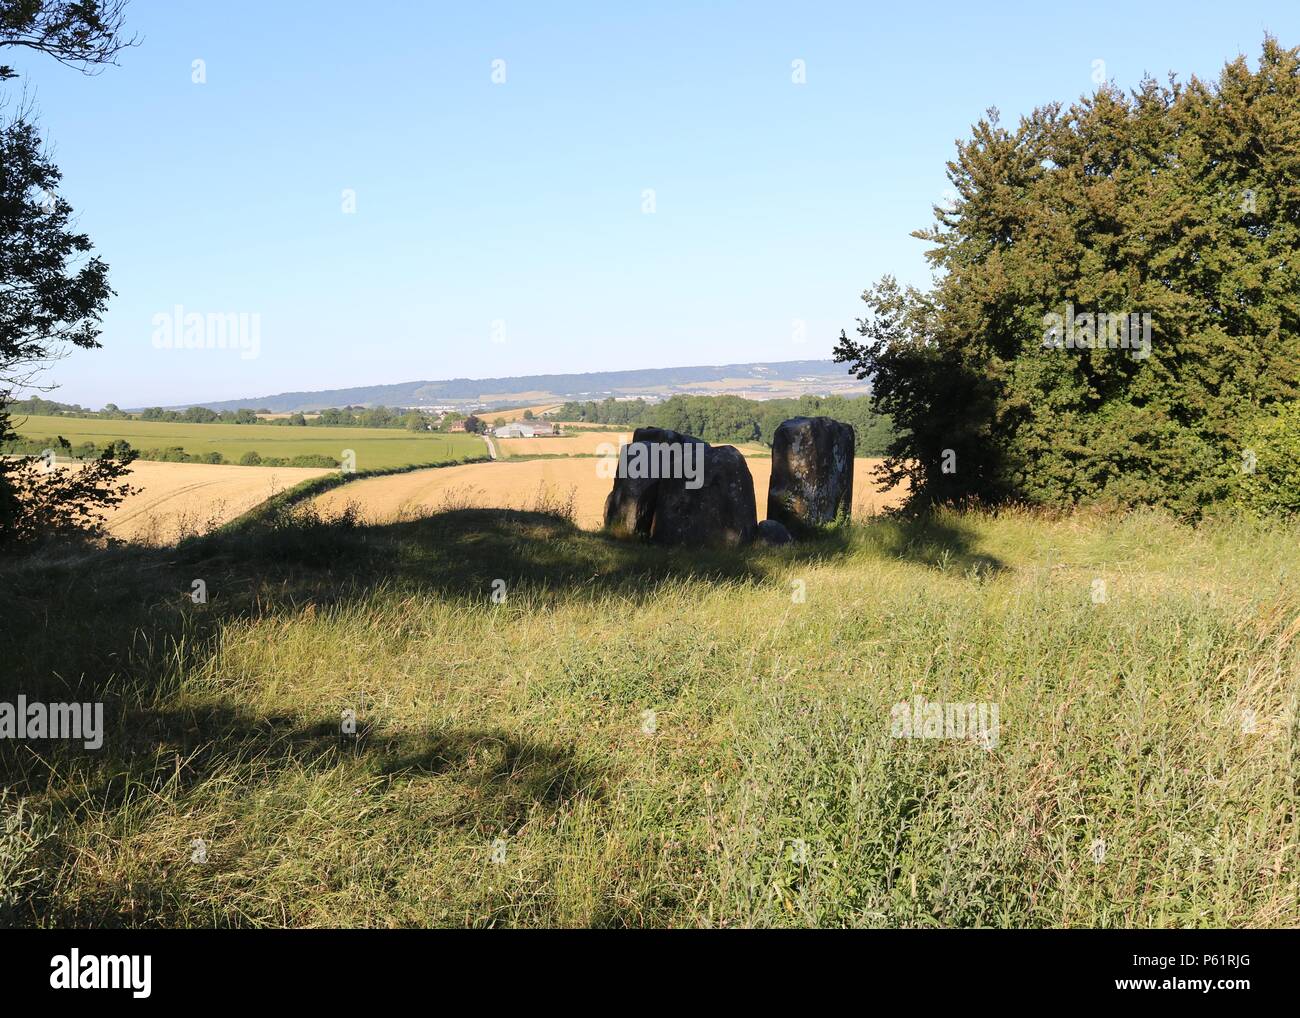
[1,505,1297,926]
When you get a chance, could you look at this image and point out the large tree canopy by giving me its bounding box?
[837,37,1300,515]
[0,0,132,544]
[0,0,133,80]
[0,114,113,379]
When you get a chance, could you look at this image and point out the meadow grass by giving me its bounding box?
[1,504,1297,927]
[10,414,484,470]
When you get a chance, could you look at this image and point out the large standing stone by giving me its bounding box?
[602,428,702,539]
[767,416,855,530]
[603,428,757,546]
[651,443,757,547]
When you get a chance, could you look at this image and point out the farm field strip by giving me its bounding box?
[477,403,564,424]
[312,456,905,529]
[92,461,334,543]
[12,415,484,471]
[496,430,770,459]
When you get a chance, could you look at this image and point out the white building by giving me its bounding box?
[493,421,556,439]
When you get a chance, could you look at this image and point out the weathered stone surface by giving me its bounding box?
[767,416,855,530]
[602,427,703,538]
[651,444,757,547]
[755,519,793,546]
[602,470,658,539]
[602,429,757,546]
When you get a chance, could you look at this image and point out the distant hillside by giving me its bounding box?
[163,360,868,414]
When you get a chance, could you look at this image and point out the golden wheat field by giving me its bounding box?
[496,429,633,458]
[497,429,770,460]
[311,456,906,529]
[97,461,333,543]
[477,403,564,424]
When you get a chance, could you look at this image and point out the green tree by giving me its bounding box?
[836,38,1300,514]
[0,1,135,543]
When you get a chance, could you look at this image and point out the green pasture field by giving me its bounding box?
[10,415,485,471]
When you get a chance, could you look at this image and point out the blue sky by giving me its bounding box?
[7,0,1294,407]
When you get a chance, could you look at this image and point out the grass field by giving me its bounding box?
[312,456,904,529]
[2,502,1297,927]
[11,415,485,471]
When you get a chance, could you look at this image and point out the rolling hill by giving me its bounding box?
[162,360,868,413]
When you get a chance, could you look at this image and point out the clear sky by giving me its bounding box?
[6,0,1294,408]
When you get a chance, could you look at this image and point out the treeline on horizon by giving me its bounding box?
[2,396,472,433]
[556,394,897,454]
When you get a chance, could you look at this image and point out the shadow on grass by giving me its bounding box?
[0,504,1002,925]
[864,512,1006,576]
[0,505,1006,712]
[6,698,608,926]
[0,505,868,724]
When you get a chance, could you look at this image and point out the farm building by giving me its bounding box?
[493,421,555,439]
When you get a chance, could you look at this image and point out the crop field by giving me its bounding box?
[478,404,564,425]
[313,456,906,529]
[10,415,485,470]
[496,430,633,458]
[497,430,770,460]
[95,461,334,544]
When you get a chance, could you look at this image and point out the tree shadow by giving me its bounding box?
[0,503,1005,925]
[0,506,1003,715]
[6,697,609,926]
[862,511,1006,576]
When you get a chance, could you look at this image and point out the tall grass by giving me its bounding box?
[1,504,1296,926]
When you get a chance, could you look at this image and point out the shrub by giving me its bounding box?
[1238,403,1300,515]
[287,454,340,468]
[239,451,263,466]
[0,447,137,545]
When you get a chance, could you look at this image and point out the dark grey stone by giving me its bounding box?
[767,416,855,530]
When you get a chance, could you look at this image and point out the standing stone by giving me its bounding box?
[602,427,704,539]
[651,443,757,547]
[767,416,854,530]
[603,428,757,546]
